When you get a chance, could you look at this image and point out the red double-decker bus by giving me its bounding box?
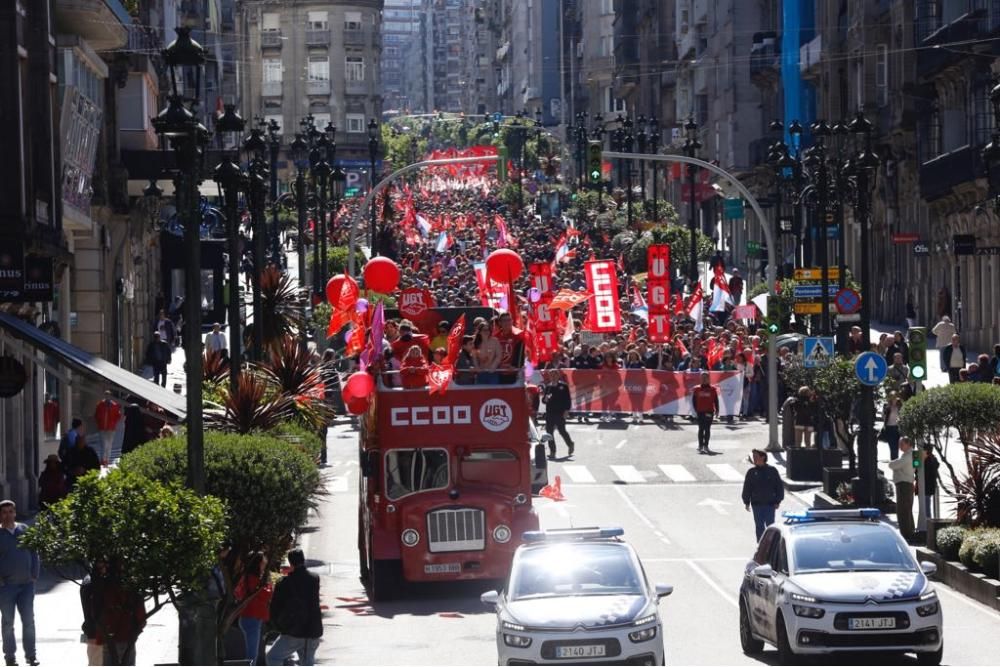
[357,370,545,601]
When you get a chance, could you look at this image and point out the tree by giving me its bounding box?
[118,432,324,647]
[22,471,225,665]
[245,266,305,351]
[624,224,714,275]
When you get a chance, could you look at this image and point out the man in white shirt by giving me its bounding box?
[888,437,915,540]
[204,323,228,359]
[931,316,956,349]
[939,333,966,384]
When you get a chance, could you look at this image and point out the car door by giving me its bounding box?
[761,536,790,643]
[746,528,778,638]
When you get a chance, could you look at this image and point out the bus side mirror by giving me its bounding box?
[361,451,378,478]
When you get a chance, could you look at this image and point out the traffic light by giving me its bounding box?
[497,145,508,183]
[908,327,927,382]
[587,140,603,186]
[765,298,781,335]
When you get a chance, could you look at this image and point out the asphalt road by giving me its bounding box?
[306,418,1000,665]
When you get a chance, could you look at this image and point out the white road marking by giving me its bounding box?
[561,465,596,483]
[936,583,1000,621]
[611,465,647,483]
[562,482,740,489]
[658,464,696,482]
[614,438,628,450]
[696,498,733,515]
[707,463,744,482]
[644,557,746,563]
[613,486,670,545]
[685,560,739,608]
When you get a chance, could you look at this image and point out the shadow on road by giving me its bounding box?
[336,579,503,620]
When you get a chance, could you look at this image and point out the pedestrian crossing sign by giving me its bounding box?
[803,337,834,368]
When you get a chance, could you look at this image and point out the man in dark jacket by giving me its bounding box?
[144,332,172,387]
[741,450,785,541]
[542,369,574,458]
[939,334,967,384]
[266,549,322,666]
[0,501,39,667]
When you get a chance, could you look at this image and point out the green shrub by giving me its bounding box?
[973,529,1000,576]
[271,420,324,462]
[936,526,968,561]
[959,532,981,568]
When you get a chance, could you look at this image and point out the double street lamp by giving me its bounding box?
[683,117,701,283]
[368,118,380,255]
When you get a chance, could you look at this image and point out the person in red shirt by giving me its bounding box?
[235,553,272,665]
[390,320,431,361]
[691,372,720,454]
[494,312,526,384]
[94,391,123,467]
[400,345,429,389]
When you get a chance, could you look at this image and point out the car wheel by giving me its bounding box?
[775,612,795,665]
[915,644,943,666]
[739,600,764,655]
[369,558,401,602]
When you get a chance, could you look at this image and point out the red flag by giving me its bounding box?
[672,293,685,315]
[345,320,366,357]
[549,288,593,311]
[713,264,731,294]
[628,327,637,345]
[445,314,466,365]
[427,363,454,395]
[675,336,689,359]
[335,272,360,312]
[706,338,723,369]
[684,283,704,316]
[617,252,626,272]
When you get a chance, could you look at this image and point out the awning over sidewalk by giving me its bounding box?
[0,312,187,421]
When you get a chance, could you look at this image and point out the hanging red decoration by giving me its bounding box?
[362,257,401,294]
[486,249,524,284]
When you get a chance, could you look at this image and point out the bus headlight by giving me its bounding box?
[493,524,512,543]
[401,528,420,547]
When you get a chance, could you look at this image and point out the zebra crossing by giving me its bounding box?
[553,461,748,485]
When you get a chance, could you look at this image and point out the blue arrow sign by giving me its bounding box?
[793,285,840,298]
[854,351,888,386]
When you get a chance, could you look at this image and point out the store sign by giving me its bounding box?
[22,256,54,302]
[0,241,24,301]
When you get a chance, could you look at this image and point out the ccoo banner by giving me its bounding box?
[584,260,621,332]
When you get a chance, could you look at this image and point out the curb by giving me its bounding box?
[916,547,1000,611]
[767,451,823,492]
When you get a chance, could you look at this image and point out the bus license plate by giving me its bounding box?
[424,563,461,574]
[556,645,606,659]
[849,617,896,630]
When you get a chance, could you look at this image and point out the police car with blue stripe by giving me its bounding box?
[481,527,673,665]
[739,509,943,665]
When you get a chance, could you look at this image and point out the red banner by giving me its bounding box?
[646,244,672,343]
[646,244,671,282]
[537,370,743,416]
[529,262,554,295]
[549,288,592,311]
[584,260,621,333]
[376,386,527,444]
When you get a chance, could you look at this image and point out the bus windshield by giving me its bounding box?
[460,449,521,487]
[385,448,450,500]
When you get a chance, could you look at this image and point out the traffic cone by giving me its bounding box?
[539,475,565,502]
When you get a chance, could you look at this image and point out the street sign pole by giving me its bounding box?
[915,377,927,533]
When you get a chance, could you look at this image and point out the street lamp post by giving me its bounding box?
[212,104,246,392]
[592,113,606,208]
[321,123,338,281]
[309,131,331,293]
[637,115,648,216]
[649,117,660,221]
[623,116,634,229]
[368,118,379,255]
[981,82,1000,209]
[243,128,269,360]
[683,117,701,283]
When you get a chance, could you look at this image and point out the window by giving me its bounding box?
[385,449,449,500]
[308,56,329,81]
[262,58,282,83]
[509,544,642,601]
[346,56,365,82]
[790,524,913,574]
[307,10,328,30]
[346,113,366,133]
[604,87,625,114]
[600,0,614,15]
[262,12,280,31]
[460,450,520,486]
[344,10,363,30]
[754,528,779,565]
[875,44,888,107]
[264,114,283,135]
[600,34,614,57]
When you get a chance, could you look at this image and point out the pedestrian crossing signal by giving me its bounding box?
[587,141,603,185]
[908,327,927,381]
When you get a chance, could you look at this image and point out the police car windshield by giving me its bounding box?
[790,523,914,574]
[509,544,644,600]
[385,448,449,500]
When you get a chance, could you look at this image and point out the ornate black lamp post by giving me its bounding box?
[242,127,270,360]
[278,132,311,346]
[622,116,635,228]
[981,82,1000,209]
[636,115,648,214]
[264,118,283,267]
[308,122,331,295]
[368,118,379,255]
[649,117,661,221]
[683,117,701,282]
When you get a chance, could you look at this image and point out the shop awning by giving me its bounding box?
[0,312,187,421]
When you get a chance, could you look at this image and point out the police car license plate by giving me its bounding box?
[849,617,896,630]
[424,563,461,574]
[556,645,606,659]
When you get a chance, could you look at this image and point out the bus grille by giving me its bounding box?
[427,508,485,552]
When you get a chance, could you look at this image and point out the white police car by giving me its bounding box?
[481,527,673,666]
[739,509,943,665]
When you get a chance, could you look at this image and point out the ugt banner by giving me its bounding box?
[584,260,621,332]
[540,369,743,416]
[646,244,671,343]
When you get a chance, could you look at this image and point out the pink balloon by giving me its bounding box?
[528,288,542,303]
[356,298,369,313]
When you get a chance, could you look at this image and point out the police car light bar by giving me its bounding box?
[522,527,625,543]
[783,508,881,524]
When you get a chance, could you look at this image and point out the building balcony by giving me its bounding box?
[343,28,368,47]
[345,80,368,96]
[749,33,780,86]
[919,144,984,201]
[306,29,330,47]
[54,0,130,51]
[916,10,1000,79]
[261,81,282,97]
[307,79,331,96]
[799,34,822,79]
[261,30,283,49]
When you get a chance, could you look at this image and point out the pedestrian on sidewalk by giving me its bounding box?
[741,450,784,541]
[541,369,574,458]
[204,323,228,360]
[63,435,100,490]
[37,455,67,509]
[792,386,818,448]
[143,333,172,387]
[888,437,916,541]
[939,334,966,384]
[265,549,322,666]
[0,500,39,666]
[692,372,719,454]
[918,443,940,519]
[94,391,123,467]
[235,553,272,665]
[931,315,956,349]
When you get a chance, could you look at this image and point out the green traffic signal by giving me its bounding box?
[908,327,927,382]
[767,322,779,334]
[587,140,602,186]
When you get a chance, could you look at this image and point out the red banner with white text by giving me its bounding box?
[584,260,621,333]
[646,245,672,343]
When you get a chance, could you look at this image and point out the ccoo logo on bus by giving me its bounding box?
[479,398,512,432]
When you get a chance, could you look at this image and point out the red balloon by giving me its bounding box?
[344,371,375,400]
[326,275,346,306]
[363,257,401,294]
[486,249,524,284]
[345,394,370,415]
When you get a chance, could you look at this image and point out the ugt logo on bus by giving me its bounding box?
[479,399,513,432]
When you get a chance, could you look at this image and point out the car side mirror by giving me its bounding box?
[361,451,378,478]
[920,561,937,577]
[752,564,774,579]
[480,590,500,607]
[654,583,673,598]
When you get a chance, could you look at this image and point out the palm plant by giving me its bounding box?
[203,350,230,385]
[952,435,1000,528]
[246,266,305,351]
[204,372,296,434]
[260,337,333,430]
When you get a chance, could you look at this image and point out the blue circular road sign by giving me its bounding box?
[854,351,888,386]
